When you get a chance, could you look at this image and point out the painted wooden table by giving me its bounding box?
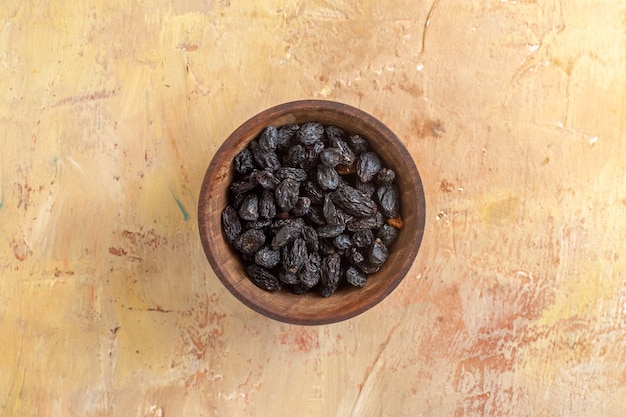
[2,1,625,416]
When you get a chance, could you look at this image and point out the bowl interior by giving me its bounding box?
[198,100,425,325]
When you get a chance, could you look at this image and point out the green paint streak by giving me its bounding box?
[175,197,190,221]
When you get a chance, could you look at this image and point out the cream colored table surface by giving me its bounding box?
[2,1,626,416]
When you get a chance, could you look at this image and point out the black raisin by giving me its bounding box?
[258,126,278,151]
[292,196,311,217]
[233,229,265,255]
[302,225,319,252]
[348,134,368,155]
[325,125,345,144]
[355,180,376,199]
[299,252,321,288]
[320,253,341,297]
[357,151,382,183]
[259,189,277,219]
[357,261,380,275]
[369,238,389,266]
[256,168,281,189]
[303,180,325,205]
[255,246,281,269]
[346,247,365,265]
[333,234,352,251]
[297,122,325,145]
[330,137,356,165]
[247,264,282,292]
[376,167,396,185]
[345,267,366,287]
[229,172,258,195]
[378,224,399,247]
[347,212,383,231]
[276,167,307,182]
[238,194,259,221]
[250,140,281,171]
[316,224,345,239]
[221,205,241,243]
[317,164,339,190]
[276,124,300,150]
[323,194,341,225]
[305,205,326,225]
[244,219,271,230]
[234,148,255,174]
[376,185,400,218]
[279,269,299,285]
[282,144,306,167]
[271,223,302,249]
[275,178,300,212]
[319,147,344,167]
[283,238,307,274]
[353,229,374,248]
[330,184,377,217]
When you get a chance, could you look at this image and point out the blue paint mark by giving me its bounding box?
[174,196,190,221]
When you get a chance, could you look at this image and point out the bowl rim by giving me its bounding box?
[198,99,426,325]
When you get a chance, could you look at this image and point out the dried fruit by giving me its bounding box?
[353,229,374,248]
[291,196,311,217]
[275,178,300,212]
[283,238,308,274]
[256,168,280,189]
[330,184,377,217]
[259,189,277,219]
[238,193,259,221]
[357,151,382,183]
[297,122,324,145]
[258,126,278,151]
[316,224,345,239]
[234,148,255,174]
[221,121,404,296]
[348,134,368,155]
[222,205,241,243]
[333,234,352,251]
[300,252,321,288]
[276,167,307,182]
[320,147,344,167]
[317,164,339,190]
[378,224,399,247]
[320,253,341,297]
[250,140,280,171]
[347,212,383,231]
[247,264,282,291]
[346,267,366,287]
[271,223,302,249]
[376,185,399,218]
[255,246,281,269]
[376,168,396,185]
[386,216,404,229]
[276,124,300,150]
[369,238,389,266]
[233,229,265,255]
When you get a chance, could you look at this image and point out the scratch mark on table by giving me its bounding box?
[51,89,117,107]
[419,0,442,55]
[349,320,402,417]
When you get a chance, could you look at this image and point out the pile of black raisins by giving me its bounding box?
[221,122,403,297]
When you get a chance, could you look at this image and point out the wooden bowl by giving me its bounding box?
[198,100,425,325]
